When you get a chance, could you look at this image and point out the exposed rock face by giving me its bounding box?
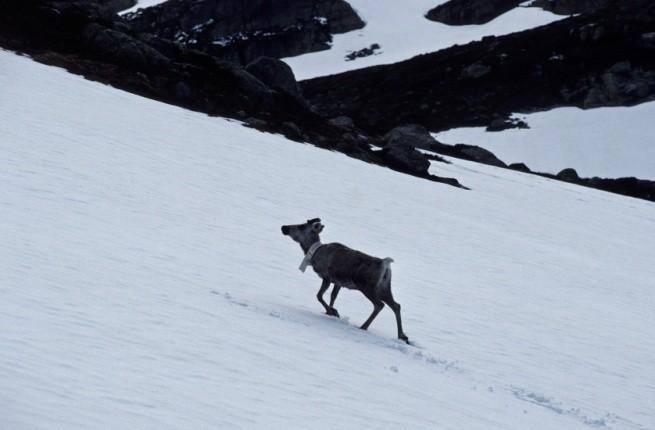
[425,0,612,26]
[100,0,136,13]
[531,0,612,15]
[245,56,302,98]
[81,23,171,71]
[303,0,655,134]
[125,0,365,65]
[583,61,655,108]
[383,124,438,150]
[426,0,522,25]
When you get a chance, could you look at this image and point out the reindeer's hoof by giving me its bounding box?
[399,334,409,344]
[326,308,340,318]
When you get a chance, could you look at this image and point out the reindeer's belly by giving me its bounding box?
[334,279,359,290]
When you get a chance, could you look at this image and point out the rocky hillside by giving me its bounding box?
[303,0,655,134]
[124,0,364,65]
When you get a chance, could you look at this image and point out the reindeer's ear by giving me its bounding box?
[307,218,321,224]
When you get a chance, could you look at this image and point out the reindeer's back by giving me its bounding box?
[312,243,388,289]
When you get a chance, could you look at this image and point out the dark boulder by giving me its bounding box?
[461,62,492,79]
[328,115,355,128]
[583,61,655,108]
[531,0,611,15]
[426,0,611,26]
[383,124,438,150]
[455,144,507,167]
[245,56,301,98]
[281,121,304,141]
[641,32,655,49]
[486,116,529,131]
[245,117,270,129]
[425,0,522,25]
[345,43,381,61]
[508,162,531,172]
[557,168,580,181]
[382,144,431,175]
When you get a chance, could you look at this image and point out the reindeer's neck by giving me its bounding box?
[299,236,321,254]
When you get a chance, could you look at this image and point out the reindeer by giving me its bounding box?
[281,218,409,343]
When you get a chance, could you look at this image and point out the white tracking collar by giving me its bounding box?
[299,242,322,272]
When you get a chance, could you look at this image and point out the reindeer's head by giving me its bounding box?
[281,218,324,249]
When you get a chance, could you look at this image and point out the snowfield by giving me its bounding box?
[283,0,563,79]
[1,50,654,430]
[118,0,170,15]
[435,104,655,180]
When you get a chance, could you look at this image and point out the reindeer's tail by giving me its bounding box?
[376,257,394,291]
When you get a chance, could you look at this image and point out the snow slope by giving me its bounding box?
[118,0,169,15]
[435,104,655,180]
[2,50,654,430]
[283,0,563,79]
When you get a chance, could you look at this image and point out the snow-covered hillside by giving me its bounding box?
[435,104,655,180]
[2,50,654,430]
[283,0,563,79]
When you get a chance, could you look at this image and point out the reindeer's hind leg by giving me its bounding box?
[382,292,408,343]
[360,288,385,330]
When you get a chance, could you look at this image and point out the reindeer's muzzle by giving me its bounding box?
[281,225,290,235]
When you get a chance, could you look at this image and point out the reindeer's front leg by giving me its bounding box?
[316,278,331,314]
[326,285,341,317]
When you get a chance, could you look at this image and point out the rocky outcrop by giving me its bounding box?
[425,0,612,26]
[124,0,365,65]
[531,0,611,15]
[582,61,655,108]
[486,116,529,131]
[425,0,522,25]
[345,44,381,61]
[382,144,431,175]
[382,124,508,168]
[556,168,580,181]
[383,124,437,150]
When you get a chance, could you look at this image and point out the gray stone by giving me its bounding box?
[328,116,355,128]
[461,63,492,79]
[383,124,438,150]
[383,144,431,175]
